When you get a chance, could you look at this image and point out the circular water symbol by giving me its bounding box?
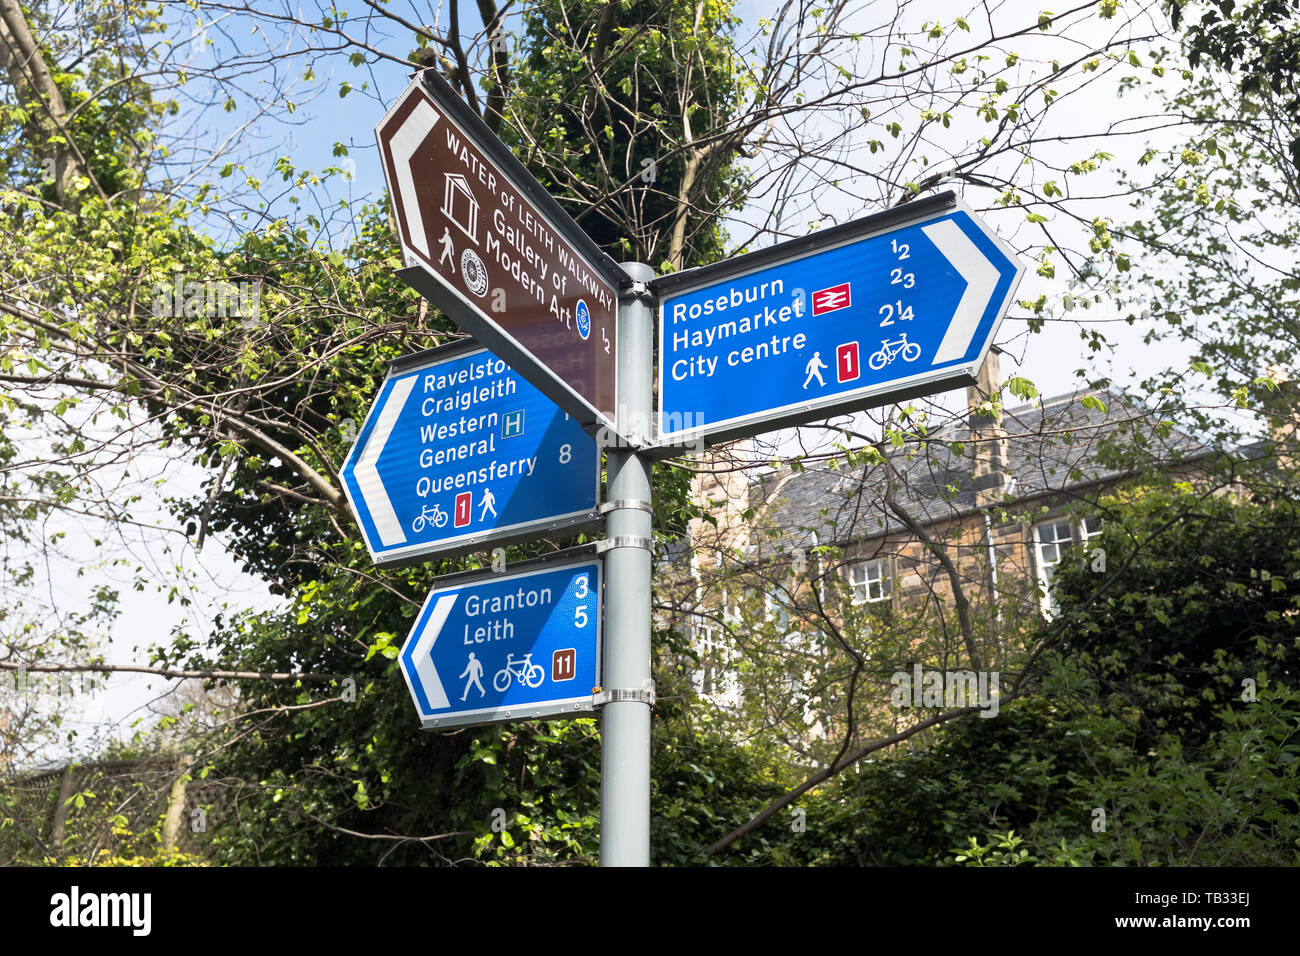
[461,249,489,298]
[575,298,591,340]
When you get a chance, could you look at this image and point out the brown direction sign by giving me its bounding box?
[376,71,623,435]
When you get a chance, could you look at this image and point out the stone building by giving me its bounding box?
[659,350,1211,731]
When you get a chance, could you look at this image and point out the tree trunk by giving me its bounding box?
[161,755,195,851]
[49,765,78,850]
[0,0,83,205]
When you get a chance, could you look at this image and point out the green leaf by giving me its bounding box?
[1006,376,1039,400]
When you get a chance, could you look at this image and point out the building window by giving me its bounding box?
[849,558,892,604]
[765,590,792,631]
[1034,516,1100,617]
[690,618,740,707]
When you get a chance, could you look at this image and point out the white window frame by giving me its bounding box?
[764,589,792,631]
[811,532,825,606]
[849,558,892,605]
[690,616,741,707]
[1034,515,1101,618]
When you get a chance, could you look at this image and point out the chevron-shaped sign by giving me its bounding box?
[339,340,600,566]
[375,71,625,438]
[652,192,1026,446]
[399,557,601,729]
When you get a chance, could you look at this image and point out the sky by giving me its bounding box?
[10,0,1215,762]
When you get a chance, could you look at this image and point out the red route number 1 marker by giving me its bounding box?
[454,491,472,528]
[836,342,861,383]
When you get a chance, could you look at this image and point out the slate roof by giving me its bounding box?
[733,387,1211,553]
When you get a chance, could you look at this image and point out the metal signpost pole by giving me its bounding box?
[599,262,655,867]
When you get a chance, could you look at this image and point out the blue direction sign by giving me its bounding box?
[653,193,1025,445]
[341,341,600,566]
[399,557,602,729]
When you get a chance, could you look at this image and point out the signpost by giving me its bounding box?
[366,69,1030,867]
[340,340,600,566]
[398,555,602,729]
[376,70,626,438]
[653,192,1025,446]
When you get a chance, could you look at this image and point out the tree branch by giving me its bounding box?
[0,661,342,682]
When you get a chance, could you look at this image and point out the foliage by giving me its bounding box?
[0,0,172,200]
[1051,484,1300,752]
[0,755,192,866]
[1167,0,1300,169]
[951,678,1300,866]
[742,487,1300,867]
[4,0,1299,868]
[508,0,747,269]
[41,847,209,867]
[1106,2,1300,448]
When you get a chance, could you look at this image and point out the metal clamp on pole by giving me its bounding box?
[622,280,652,301]
[600,499,654,516]
[592,680,656,708]
[596,535,653,553]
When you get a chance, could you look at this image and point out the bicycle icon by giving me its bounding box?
[411,503,449,533]
[493,653,545,692]
[868,333,922,370]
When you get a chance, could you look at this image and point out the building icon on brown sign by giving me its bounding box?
[442,173,479,245]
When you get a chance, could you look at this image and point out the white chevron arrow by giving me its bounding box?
[409,593,455,712]
[353,376,415,547]
[390,98,441,259]
[922,218,1002,365]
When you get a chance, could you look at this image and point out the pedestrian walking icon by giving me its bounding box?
[803,352,828,389]
[438,227,456,272]
[479,487,498,521]
[459,652,486,701]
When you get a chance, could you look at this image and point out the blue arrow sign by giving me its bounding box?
[655,195,1025,444]
[341,342,600,565]
[399,558,601,729]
